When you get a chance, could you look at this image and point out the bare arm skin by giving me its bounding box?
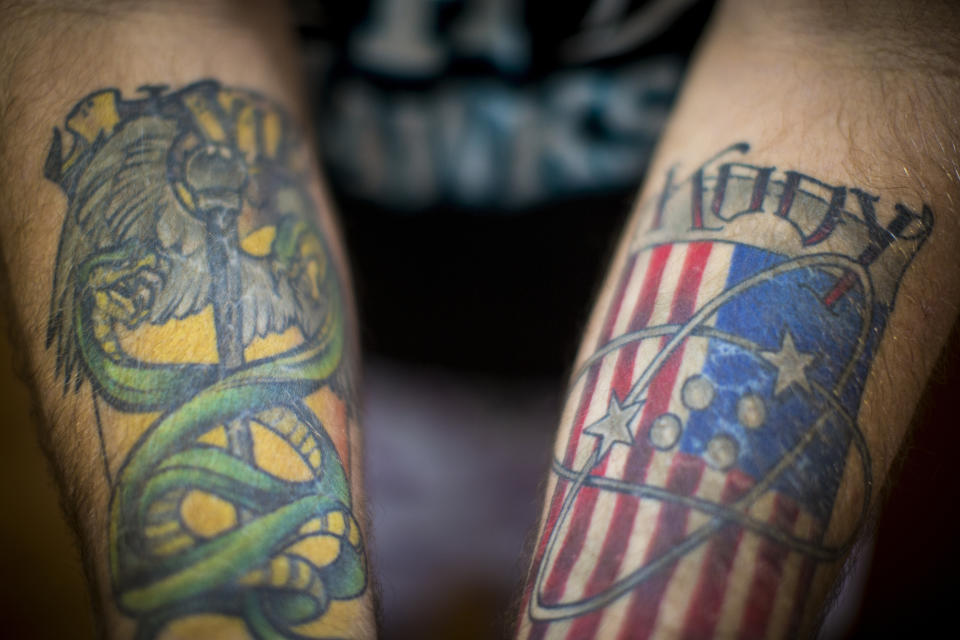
[0,2,374,638]
[517,1,960,638]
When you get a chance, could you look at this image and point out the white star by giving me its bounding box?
[760,330,815,396]
[584,393,642,461]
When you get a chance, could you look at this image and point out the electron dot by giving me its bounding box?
[649,413,682,450]
[682,374,715,411]
[737,393,766,429]
[705,434,739,471]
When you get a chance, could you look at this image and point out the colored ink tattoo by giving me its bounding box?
[520,143,933,638]
[44,81,367,638]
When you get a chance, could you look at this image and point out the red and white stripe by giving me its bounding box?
[545,243,692,640]
[521,241,823,639]
[517,249,645,640]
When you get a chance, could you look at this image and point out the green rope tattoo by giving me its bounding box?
[45,80,366,639]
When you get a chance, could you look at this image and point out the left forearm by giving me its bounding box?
[0,4,373,638]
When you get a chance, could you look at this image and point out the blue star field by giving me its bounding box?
[674,243,885,523]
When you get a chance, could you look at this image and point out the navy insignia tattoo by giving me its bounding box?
[45,80,366,638]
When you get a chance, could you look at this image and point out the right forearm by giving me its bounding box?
[518,3,960,637]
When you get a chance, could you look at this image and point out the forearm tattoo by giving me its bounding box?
[44,81,366,638]
[520,143,933,638]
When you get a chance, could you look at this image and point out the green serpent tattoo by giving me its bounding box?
[45,81,366,638]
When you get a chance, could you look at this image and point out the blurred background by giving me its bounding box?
[2,1,958,638]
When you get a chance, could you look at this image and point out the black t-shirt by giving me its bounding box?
[296,0,714,375]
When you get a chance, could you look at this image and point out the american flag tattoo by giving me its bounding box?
[519,143,933,639]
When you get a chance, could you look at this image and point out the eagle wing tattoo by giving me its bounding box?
[46,85,324,390]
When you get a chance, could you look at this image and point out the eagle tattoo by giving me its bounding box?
[43,81,365,639]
